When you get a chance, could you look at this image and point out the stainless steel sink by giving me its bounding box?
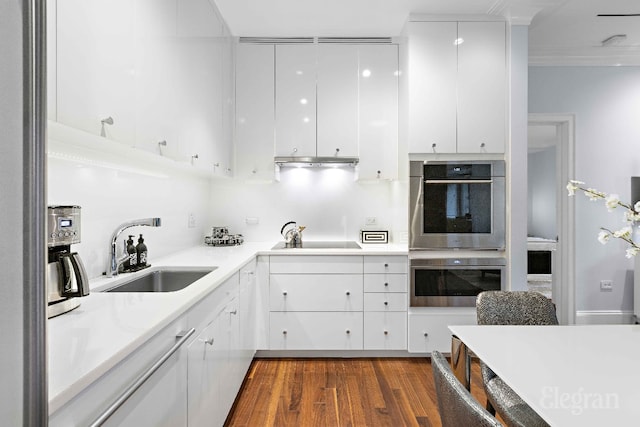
[105,268,216,293]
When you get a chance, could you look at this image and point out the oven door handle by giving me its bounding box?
[424,179,493,184]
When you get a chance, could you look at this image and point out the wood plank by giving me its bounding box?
[225,357,493,427]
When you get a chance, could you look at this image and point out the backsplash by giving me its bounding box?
[208,168,408,244]
[48,156,211,280]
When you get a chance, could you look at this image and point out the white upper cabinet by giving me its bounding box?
[408,21,506,154]
[408,21,457,153]
[53,0,234,176]
[271,42,398,179]
[456,21,506,153]
[357,44,399,180]
[235,44,276,179]
[316,44,359,158]
[275,44,318,157]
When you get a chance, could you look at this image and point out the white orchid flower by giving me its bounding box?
[586,188,604,201]
[605,194,620,211]
[635,201,640,213]
[626,247,640,258]
[613,226,632,239]
[597,230,611,245]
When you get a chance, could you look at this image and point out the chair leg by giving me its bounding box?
[486,399,496,415]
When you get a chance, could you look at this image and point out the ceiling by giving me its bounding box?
[212,0,640,65]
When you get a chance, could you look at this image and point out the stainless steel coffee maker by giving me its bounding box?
[47,205,90,318]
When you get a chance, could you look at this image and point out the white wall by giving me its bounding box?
[529,66,640,313]
[527,147,557,239]
[48,155,212,280]
[0,0,25,422]
[208,169,408,244]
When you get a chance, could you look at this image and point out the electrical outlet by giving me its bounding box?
[600,280,613,292]
[188,212,196,228]
[365,217,377,226]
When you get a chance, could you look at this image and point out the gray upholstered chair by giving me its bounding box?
[431,351,503,427]
[476,291,556,427]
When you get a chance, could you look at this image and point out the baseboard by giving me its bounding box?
[574,310,635,325]
[255,350,429,358]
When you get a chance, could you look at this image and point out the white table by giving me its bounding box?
[449,324,640,426]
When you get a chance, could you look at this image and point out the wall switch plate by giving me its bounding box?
[188,212,196,228]
[600,280,613,292]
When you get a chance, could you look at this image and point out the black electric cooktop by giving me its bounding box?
[271,241,361,250]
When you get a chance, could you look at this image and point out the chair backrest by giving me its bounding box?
[476,291,559,326]
[431,351,503,427]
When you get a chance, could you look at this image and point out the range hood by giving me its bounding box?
[274,156,359,168]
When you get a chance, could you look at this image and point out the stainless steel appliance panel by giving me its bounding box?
[410,257,505,307]
[409,160,505,250]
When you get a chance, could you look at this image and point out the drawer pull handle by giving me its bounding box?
[283,291,287,296]
[346,291,351,296]
[283,330,287,335]
[346,329,351,335]
[384,282,389,287]
[424,332,429,337]
[384,263,389,268]
[89,328,195,427]
[384,301,388,306]
[384,330,389,335]
[200,338,214,346]
[227,309,237,315]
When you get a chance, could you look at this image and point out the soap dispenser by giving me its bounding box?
[136,234,148,267]
[125,235,137,271]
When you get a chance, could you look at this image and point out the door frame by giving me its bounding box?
[528,113,576,325]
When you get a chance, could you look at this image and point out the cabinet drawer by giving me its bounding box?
[270,274,363,311]
[363,273,407,293]
[270,255,363,274]
[364,293,407,312]
[364,312,407,350]
[408,311,476,353]
[363,256,408,274]
[269,312,363,350]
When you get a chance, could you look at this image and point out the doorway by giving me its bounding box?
[527,114,575,325]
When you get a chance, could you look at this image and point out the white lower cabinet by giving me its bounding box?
[267,255,409,352]
[187,295,240,427]
[50,316,190,427]
[364,312,407,350]
[408,310,477,353]
[270,312,363,350]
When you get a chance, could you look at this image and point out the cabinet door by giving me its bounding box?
[270,312,363,350]
[407,21,457,154]
[56,0,137,144]
[364,312,407,350]
[357,44,399,180]
[188,305,230,427]
[316,44,359,158]
[275,44,317,157]
[408,311,476,353]
[457,21,506,153]
[239,259,258,365]
[235,44,275,179]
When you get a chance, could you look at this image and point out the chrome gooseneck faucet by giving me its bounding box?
[107,218,161,277]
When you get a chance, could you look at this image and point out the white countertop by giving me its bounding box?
[48,241,407,414]
[449,324,640,426]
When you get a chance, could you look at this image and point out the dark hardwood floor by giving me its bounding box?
[225,357,494,427]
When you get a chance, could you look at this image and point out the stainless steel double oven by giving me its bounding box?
[409,160,506,307]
